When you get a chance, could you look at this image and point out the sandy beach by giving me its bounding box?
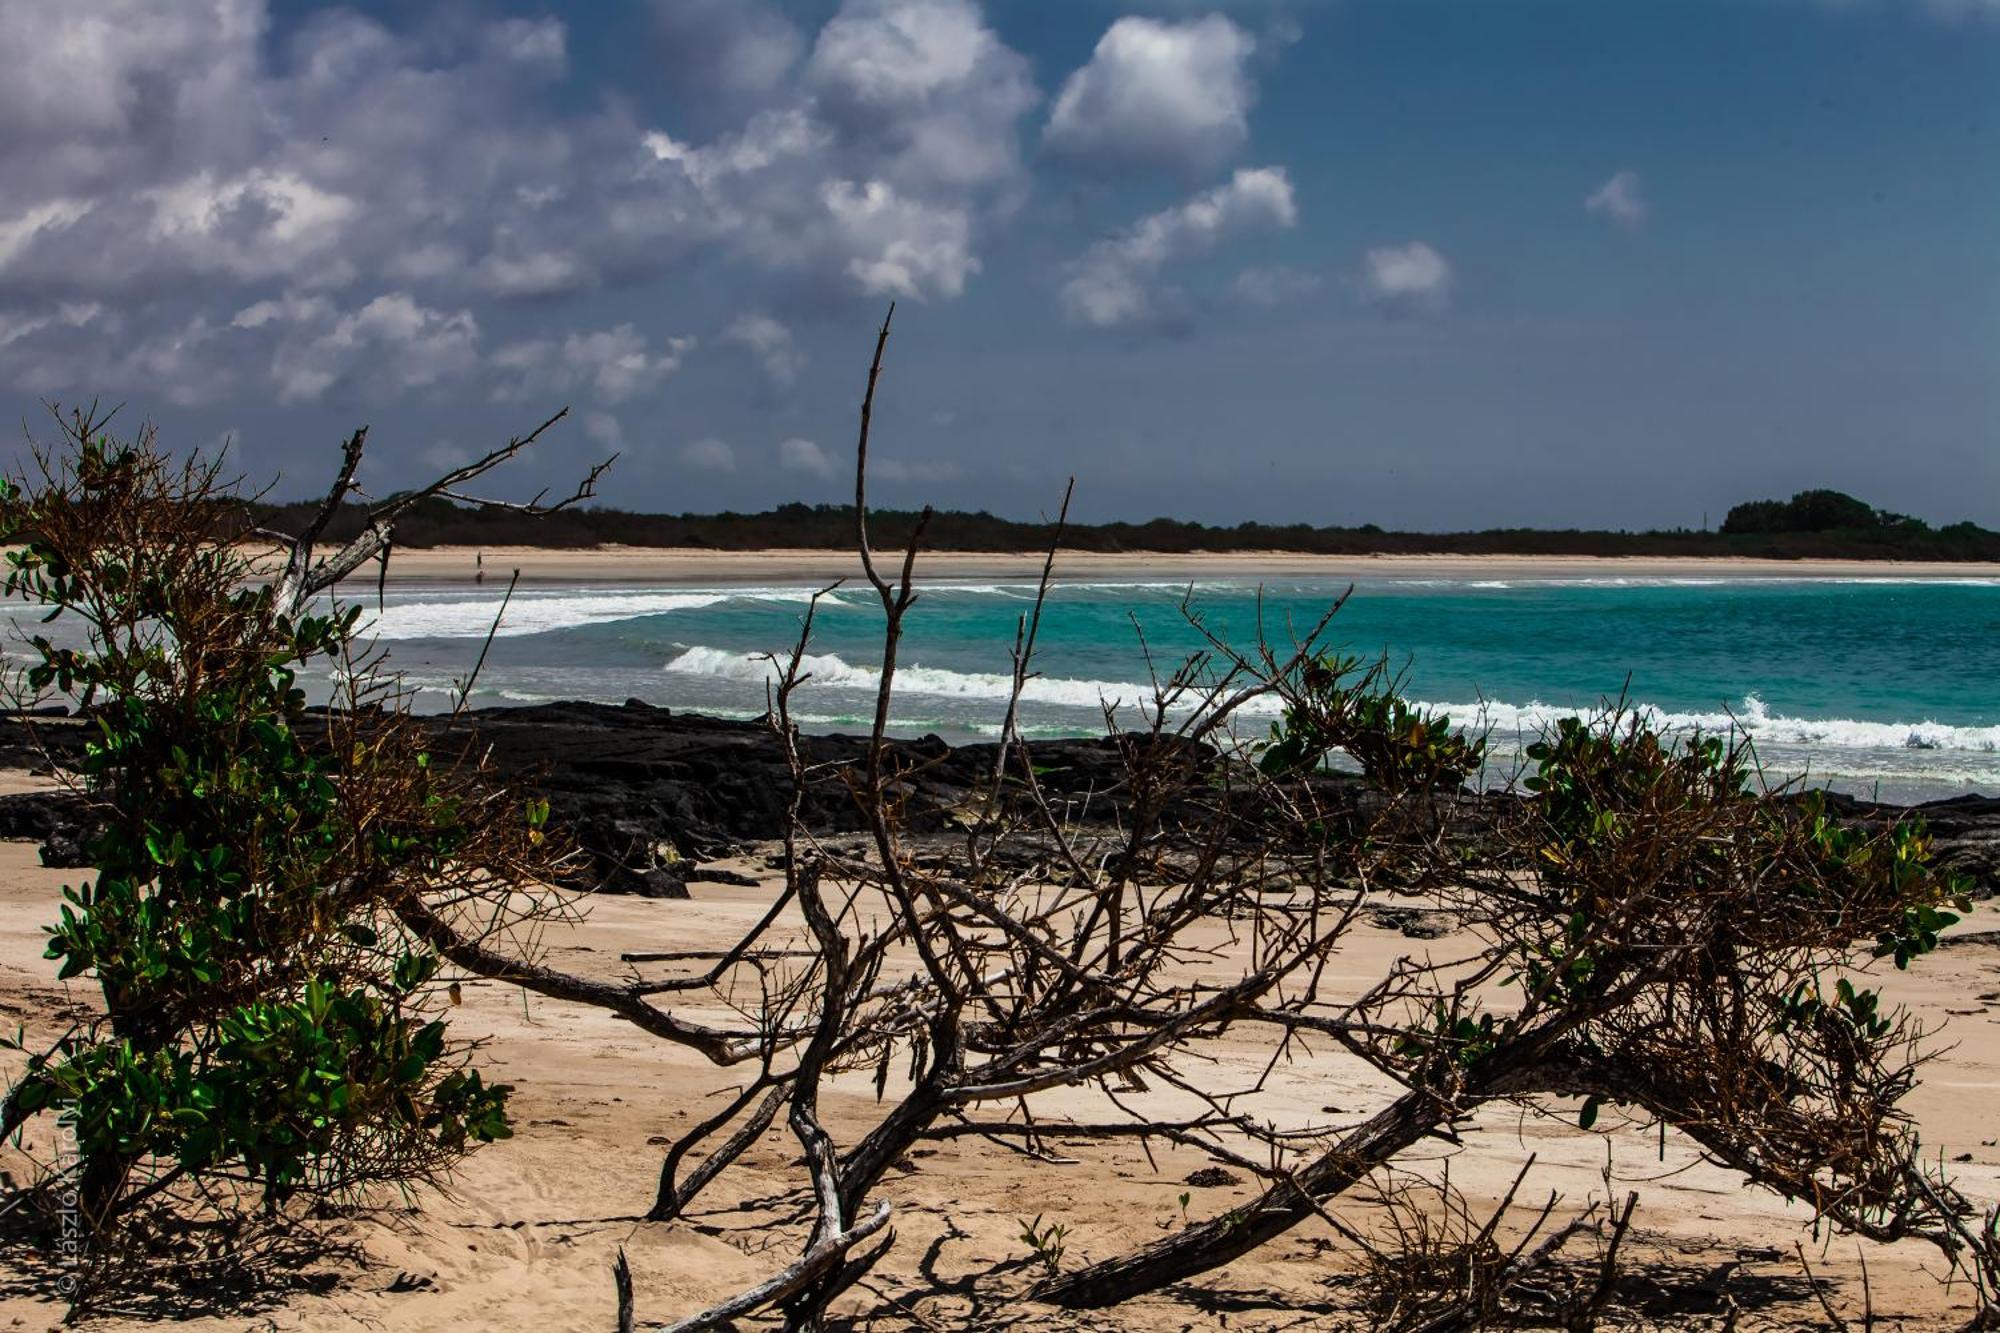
[355,546,2000,588]
[5,3,1991,1327]
[3,765,1997,1331]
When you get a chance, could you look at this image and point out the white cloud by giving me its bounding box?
[122,314,232,407]
[476,250,592,299]
[141,168,359,283]
[0,0,1041,404]
[583,411,625,447]
[1044,15,1258,175]
[1585,170,1647,228]
[778,436,837,478]
[823,179,978,299]
[267,292,480,403]
[681,437,736,472]
[725,313,805,387]
[0,1,264,171]
[1062,166,1297,327]
[641,109,829,197]
[0,302,224,401]
[1360,241,1453,310]
[809,0,1000,112]
[492,325,694,403]
[0,301,90,350]
[231,291,333,330]
[0,199,92,270]
[634,0,1034,302]
[0,4,580,301]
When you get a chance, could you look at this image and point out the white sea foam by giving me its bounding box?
[356,572,1998,642]
[663,646,2000,756]
[664,645,1156,713]
[1383,576,2000,590]
[928,580,1232,598]
[365,587,843,639]
[1396,695,2000,755]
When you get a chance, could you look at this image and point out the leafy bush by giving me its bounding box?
[1719,487,1923,534]
[1259,651,1485,790]
[0,412,569,1292]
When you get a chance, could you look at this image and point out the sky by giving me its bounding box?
[0,0,1993,530]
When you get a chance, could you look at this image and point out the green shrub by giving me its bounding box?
[0,413,567,1290]
[1259,651,1485,790]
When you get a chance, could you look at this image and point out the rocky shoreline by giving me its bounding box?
[3,700,1995,900]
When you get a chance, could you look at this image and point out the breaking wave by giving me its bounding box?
[1426,695,2000,754]
[365,587,843,639]
[1392,576,2000,590]
[664,645,1156,713]
[663,647,2000,755]
[363,578,1247,641]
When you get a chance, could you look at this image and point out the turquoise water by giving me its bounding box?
[356,574,2000,804]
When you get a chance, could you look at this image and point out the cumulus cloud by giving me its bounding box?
[0,301,230,404]
[1044,15,1258,175]
[0,5,577,303]
[822,179,979,298]
[726,314,805,387]
[140,169,360,285]
[583,411,625,447]
[1062,166,1297,328]
[1585,170,1647,228]
[1359,241,1452,311]
[491,325,694,403]
[122,315,235,407]
[264,292,480,403]
[0,0,1040,405]
[475,251,592,300]
[778,437,837,478]
[681,437,736,472]
[636,0,1036,302]
[0,299,100,352]
[810,0,1009,113]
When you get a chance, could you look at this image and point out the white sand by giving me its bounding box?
[334,545,2000,588]
[2,796,1996,1329]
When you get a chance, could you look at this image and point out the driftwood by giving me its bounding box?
[77,314,1976,1329]
[256,408,613,615]
[614,311,1998,1330]
[27,354,1994,1331]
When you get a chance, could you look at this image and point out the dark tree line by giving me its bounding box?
[1720,486,1972,538]
[244,492,2000,562]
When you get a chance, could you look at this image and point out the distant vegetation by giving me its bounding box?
[1719,487,1985,540]
[250,487,2000,561]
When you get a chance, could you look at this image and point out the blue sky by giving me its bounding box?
[0,0,1993,529]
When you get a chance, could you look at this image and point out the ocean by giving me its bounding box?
[351,573,1999,806]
